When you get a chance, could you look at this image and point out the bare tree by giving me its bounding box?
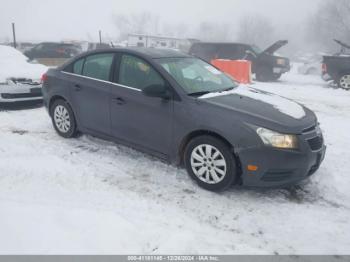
[307,0,350,51]
[194,22,233,42]
[162,23,190,39]
[237,14,276,48]
[113,12,160,41]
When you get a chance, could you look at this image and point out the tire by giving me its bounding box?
[184,135,237,192]
[256,68,281,82]
[338,74,350,90]
[256,72,269,82]
[50,99,78,138]
[256,67,273,82]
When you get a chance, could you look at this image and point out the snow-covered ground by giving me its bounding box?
[0,67,350,255]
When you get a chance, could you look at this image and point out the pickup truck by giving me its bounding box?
[322,40,350,90]
[189,40,290,82]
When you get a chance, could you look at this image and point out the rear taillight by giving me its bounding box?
[41,73,48,83]
[322,63,327,74]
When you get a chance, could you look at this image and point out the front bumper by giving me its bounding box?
[273,65,290,74]
[0,83,42,103]
[237,128,326,188]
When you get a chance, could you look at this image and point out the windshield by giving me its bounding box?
[155,57,238,95]
[251,45,262,55]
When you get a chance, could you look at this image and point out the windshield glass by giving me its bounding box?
[155,57,238,95]
[251,45,262,54]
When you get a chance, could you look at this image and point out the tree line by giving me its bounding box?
[113,0,350,55]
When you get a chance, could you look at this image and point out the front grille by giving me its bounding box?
[261,169,295,182]
[9,78,41,85]
[307,136,323,151]
[303,125,316,133]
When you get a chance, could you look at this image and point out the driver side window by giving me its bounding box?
[118,55,164,90]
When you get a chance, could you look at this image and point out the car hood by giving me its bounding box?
[0,45,48,83]
[199,86,316,134]
[262,40,288,55]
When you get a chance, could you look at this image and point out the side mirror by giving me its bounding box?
[142,84,172,99]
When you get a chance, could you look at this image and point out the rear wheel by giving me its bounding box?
[50,99,78,138]
[184,136,237,192]
[338,74,350,90]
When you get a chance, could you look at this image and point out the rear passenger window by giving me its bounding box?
[190,44,218,62]
[217,45,245,60]
[82,53,114,81]
[73,59,84,75]
[118,55,164,90]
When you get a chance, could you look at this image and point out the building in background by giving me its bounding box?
[127,33,200,52]
[127,34,181,49]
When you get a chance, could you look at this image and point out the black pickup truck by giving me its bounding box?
[322,39,350,90]
[189,40,290,82]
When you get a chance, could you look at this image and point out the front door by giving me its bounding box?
[110,54,173,157]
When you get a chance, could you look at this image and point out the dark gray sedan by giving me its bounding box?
[42,48,326,191]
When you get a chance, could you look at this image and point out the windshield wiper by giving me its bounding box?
[188,87,236,97]
[188,91,212,97]
[220,86,235,92]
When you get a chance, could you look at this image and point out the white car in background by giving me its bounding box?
[296,52,326,75]
[0,45,47,103]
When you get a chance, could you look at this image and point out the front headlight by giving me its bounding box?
[256,127,298,149]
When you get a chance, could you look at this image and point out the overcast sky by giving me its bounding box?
[0,0,324,42]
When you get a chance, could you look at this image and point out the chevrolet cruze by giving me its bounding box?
[42,48,326,191]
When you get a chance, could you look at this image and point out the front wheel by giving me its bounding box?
[184,136,237,192]
[338,74,350,90]
[50,99,78,138]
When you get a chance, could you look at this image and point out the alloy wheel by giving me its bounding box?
[54,105,71,133]
[190,144,227,184]
[339,75,350,90]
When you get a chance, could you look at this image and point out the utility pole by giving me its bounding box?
[12,23,17,49]
[99,30,102,44]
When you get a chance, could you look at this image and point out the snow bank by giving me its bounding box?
[0,70,350,254]
[0,45,47,82]
[200,85,306,119]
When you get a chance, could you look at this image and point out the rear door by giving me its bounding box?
[67,52,115,136]
[109,53,173,157]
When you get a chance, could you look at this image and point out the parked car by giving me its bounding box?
[322,39,350,90]
[189,41,290,82]
[4,42,36,53]
[296,53,323,75]
[24,42,82,60]
[42,48,326,191]
[0,45,47,103]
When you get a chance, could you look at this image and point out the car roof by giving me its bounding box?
[81,47,192,59]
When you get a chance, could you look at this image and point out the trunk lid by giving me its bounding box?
[262,40,288,55]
